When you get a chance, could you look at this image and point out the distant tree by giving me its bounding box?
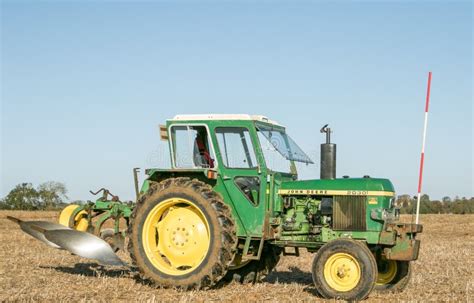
[0,181,68,210]
[396,195,412,208]
[0,183,40,210]
[465,198,474,213]
[442,196,452,203]
[37,181,68,210]
[430,200,443,214]
[449,197,474,214]
[399,195,415,214]
[398,195,473,215]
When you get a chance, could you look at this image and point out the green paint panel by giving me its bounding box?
[280,178,395,192]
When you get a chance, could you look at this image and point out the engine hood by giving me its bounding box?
[279,178,395,196]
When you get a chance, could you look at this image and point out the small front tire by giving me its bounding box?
[312,239,377,300]
[375,258,412,292]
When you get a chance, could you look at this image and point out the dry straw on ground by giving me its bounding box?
[0,211,472,302]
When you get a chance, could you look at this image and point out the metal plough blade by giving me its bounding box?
[7,216,127,266]
[43,229,127,266]
[7,216,69,249]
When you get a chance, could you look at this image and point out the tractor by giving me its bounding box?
[11,114,422,301]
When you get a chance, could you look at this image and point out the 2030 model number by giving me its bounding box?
[346,190,368,195]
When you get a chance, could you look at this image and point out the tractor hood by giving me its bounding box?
[279,178,395,195]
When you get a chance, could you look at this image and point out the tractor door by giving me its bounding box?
[213,126,267,237]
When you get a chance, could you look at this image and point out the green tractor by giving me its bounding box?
[12,114,422,300]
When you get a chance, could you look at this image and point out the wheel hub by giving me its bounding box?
[376,258,398,285]
[324,253,361,292]
[172,227,189,247]
[142,198,210,276]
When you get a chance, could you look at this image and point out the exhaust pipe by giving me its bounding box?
[320,124,336,180]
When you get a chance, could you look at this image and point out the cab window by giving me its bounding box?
[171,125,215,168]
[215,127,257,169]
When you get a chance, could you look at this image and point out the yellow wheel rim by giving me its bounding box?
[376,258,398,285]
[324,253,361,292]
[58,204,88,231]
[142,198,210,276]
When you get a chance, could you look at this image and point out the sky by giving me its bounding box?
[1,1,472,202]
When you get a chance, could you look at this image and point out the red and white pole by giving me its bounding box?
[415,72,432,224]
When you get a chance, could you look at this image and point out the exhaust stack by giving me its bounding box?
[320,124,336,179]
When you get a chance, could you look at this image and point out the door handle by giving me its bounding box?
[222,175,231,180]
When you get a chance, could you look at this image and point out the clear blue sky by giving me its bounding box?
[1,1,472,201]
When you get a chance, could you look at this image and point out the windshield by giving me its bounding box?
[256,124,314,165]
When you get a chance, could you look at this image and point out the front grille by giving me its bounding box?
[333,196,367,231]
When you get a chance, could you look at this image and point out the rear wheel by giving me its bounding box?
[375,257,412,292]
[312,239,377,300]
[128,178,237,289]
[58,204,88,231]
[223,244,282,283]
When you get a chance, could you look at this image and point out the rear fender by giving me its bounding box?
[141,169,217,196]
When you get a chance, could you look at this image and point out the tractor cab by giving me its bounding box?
[166,114,312,174]
[158,114,314,236]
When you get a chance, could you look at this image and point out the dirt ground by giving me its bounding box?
[0,211,472,302]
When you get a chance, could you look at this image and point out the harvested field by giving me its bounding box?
[0,211,472,302]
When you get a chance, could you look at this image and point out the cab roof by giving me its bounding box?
[170,114,283,127]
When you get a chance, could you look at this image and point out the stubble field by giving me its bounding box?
[0,211,472,302]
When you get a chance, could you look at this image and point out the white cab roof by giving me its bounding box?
[170,114,283,126]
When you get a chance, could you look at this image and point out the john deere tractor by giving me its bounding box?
[13,114,422,301]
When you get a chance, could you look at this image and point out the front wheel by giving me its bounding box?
[312,239,377,300]
[375,258,412,292]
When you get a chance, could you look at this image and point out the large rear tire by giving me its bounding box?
[128,177,237,289]
[312,239,377,300]
[223,244,282,283]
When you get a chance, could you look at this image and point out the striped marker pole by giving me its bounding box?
[415,72,432,224]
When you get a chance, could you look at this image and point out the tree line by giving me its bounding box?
[0,182,473,213]
[397,194,474,214]
[0,182,74,210]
